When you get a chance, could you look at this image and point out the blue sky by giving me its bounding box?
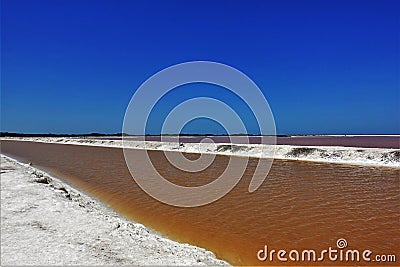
[1,0,399,134]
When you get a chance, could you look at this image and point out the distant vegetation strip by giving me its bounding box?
[0,132,125,137]
[0,132,290,137]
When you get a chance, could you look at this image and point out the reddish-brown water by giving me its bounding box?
[2,140,399,265]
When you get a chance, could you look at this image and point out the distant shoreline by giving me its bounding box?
[1,133,399,149]
[2,132,399,137]
[2,137,399,168]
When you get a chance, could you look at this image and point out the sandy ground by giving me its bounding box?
[2,137,399,167]
[0,155,229,266]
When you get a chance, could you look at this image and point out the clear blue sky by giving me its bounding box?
[1,0,399,134]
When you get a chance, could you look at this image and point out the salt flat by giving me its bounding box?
[0,155,229,266]
[2,137,399,167]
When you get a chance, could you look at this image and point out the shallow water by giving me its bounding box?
[2,141,399,265]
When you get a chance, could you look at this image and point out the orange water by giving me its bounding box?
[2,141,399,265]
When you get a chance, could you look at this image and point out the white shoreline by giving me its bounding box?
[1,137,399,168]
[0,155,229,266]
